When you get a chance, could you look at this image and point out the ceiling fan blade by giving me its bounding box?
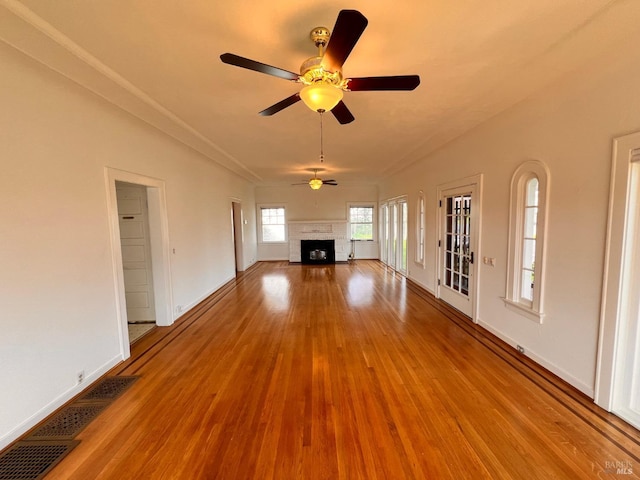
[331,101,355,124]
[347,75,421,91]
[259,93,301,116]
[321,10,368,73]
[220,53,299,81]
[323,181,338,185]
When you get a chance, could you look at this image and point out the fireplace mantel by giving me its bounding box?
[288,220,349,263]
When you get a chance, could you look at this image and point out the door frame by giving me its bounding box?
[105,167,173,360]
[595,131,640,426]
[231,198,245,272]
[436,174,483,322]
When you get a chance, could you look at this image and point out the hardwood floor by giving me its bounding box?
[44,261,639,479]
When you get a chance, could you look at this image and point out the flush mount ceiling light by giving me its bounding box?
[220,10,421,124]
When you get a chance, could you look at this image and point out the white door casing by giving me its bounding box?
[596,132,640,429]
[105,168,173,361]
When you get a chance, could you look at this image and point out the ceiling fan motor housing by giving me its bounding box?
[299,56,346,89]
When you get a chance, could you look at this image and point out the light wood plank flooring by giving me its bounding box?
[43,261,640,479]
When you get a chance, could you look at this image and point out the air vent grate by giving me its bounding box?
[0,441,79,480]
[28,404,107,440]
[79,376,138,402]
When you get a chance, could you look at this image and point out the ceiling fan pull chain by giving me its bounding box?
[319,111,325,163]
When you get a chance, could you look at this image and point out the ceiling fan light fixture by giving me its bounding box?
[300,83,343,113]
[309,178,323,190]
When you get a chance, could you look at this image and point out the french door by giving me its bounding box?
[438,181,480,318]
[380,197,408,275]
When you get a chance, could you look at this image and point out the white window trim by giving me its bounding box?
[257,203,287,244]
[503,160,550,323]
[415,190,426,267]
[347,202,377,241]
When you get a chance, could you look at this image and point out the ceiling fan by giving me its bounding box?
[293,169,338,190]
[220,9,420,124]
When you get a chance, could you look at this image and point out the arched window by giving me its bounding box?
[504,161,550,323]
[415,191,425,266]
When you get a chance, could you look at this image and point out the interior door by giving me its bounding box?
[116,182,156,323]
[439,186,477,317]
[612,159,640,428]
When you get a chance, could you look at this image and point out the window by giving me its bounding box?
[349,205,374,240]
[415,191,425,266]
[504,161,550,323]
[259,206,286,243]
[520,177,538,304]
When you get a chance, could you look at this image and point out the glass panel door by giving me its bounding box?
[444,194,471,296]
[439,185,477,317]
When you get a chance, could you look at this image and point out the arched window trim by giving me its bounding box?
[503,160,550,323]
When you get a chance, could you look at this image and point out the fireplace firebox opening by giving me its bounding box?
[301,239,335,264]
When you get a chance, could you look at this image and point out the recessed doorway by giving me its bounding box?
[116,181,157,344]
[105,168,174,360]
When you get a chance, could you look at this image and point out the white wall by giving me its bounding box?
[0,42,257,448]
[380,43,640,396]
[255,184,379,261]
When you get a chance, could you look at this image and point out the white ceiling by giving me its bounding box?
[2,0,639,186]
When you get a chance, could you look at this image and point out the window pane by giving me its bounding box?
[461,275,469,296]
[261,207,285,242]
[521,269,534,301]
[263,225,285,242]
[526,178,539,207]
[350,206,374,240]
[351,224,373,240]
[524,206,538,238]
[522,238,536,270]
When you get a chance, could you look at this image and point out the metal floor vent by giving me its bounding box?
[0,375,140,478]
[28,404,107,440]
[0,440,79,480]
[79,376,139,402]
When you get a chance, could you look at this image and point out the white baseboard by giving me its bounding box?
[406,275,436,296]
[477,318,594,398]
[174,274,237,321]
[0,354,122,450]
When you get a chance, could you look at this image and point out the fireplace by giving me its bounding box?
[301,239,335,265]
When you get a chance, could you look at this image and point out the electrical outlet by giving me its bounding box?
[176,305,183,314]
[516,345,525,354]
[77,371,85,384]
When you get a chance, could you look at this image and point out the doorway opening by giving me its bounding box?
[116,182,157,344]
[105,168,173,360]
[231,200,244,272]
